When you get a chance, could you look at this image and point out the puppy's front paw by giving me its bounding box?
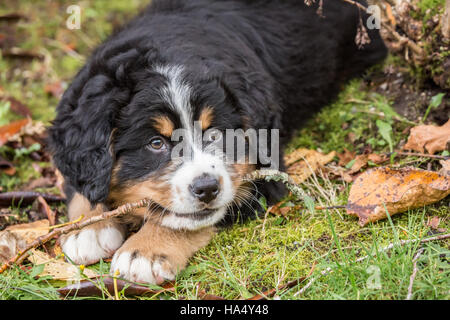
[110,250,176,285]
[61,223,125,265]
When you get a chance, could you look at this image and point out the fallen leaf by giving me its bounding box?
[44,82,64,99]
[348,154,369,174]
[5,120,46,145]
[368,153,387,164]
[33,196,56,226]
[4,97,32,118]
[23,177,55,191]
[0,118,31,146]
[5,219,49,244]
[269,202,293,216]
[0,230,26,263]
[346,167,450,226]
[29,249,98,281]
[403,119,450,154]
[285,148,336,184]
[337,148,356,166]
[439,159,450,176]
[322,165,354,183]
[0,155,15,176]
[427,216,441,230]
[385,3,397,27]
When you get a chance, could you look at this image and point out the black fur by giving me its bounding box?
[49,0,387,219]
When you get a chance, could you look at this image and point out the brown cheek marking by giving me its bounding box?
[241,115,251,131]
[108,163,178,222]
[228,162,256,204]
[199,107,214,130]
[231,162,256,189]
[152,116,174,137]
[109,161,122,188]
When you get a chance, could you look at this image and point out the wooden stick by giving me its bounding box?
[389,151,450,160]
[405,248,425,300]
[245,169,307,200]
[0,198,152,274]
[0,191,65,208]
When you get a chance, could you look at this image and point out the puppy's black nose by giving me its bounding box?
[189,174,220,204]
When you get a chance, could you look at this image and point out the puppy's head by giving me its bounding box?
[108,65,256,229]
[51,62,267,230]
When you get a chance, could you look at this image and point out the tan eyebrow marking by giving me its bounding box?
[152,115,174,137]
[199,107,214,130]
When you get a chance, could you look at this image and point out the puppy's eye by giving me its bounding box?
[205,129,221,142]
[148,137,166,150]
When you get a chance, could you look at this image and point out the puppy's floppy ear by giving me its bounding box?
[49,66,130,205]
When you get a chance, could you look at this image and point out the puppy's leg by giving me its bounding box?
[110,222,215,284]
[60,193,126,265]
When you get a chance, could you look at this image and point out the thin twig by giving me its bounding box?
[294,233,450,296]
[389,151,450,160]
[406,248,425,300]
[245,169,307,200]
[339,0,424,58]
[0,198,152,274]
[354,109,417,126]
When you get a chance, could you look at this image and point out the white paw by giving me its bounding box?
[110,251,176,285]
[62,226,124,265]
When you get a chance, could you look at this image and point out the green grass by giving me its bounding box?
[0,0,449,300]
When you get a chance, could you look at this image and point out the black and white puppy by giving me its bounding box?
[49,0,387,284]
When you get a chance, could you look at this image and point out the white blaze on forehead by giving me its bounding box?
[155,64,194,140]
[154,64,235,230]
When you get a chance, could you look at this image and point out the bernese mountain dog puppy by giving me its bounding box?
[49,0,387,284]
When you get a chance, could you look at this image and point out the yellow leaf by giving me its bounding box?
[346,167,450,226]
[29,249,98,281]
[285,148,336,184]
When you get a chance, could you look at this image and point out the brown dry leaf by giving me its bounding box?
[44,82,64,99]
[346,166,450,226]
[337,148,356,166]
[385,3,397,27]
[29,249,98,281]
[403,119,450,154]
[5,219,49,244]
[368,153,387,164]
[439,159,450,176]
[0,230,26,263]
[426,216,441,230]
[3,97,32,118]
[23,177,55,191]
[33,196,56,226]
[285,148,336,184]
[348,154,369,174]
[6,120,46,145]
[0,118,31,146]
[322,165,354,183]
[269,202,293,216]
